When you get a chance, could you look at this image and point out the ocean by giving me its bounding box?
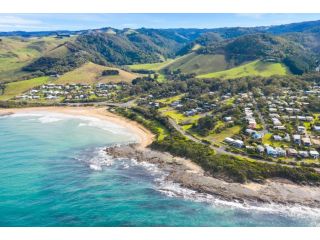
[0,111,319,227]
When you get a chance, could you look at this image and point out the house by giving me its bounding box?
[297,126,306,133]
[302,138,312,147]
[272,118,282,126]
[287,148,298,157]
[293,135,301,145]
[306,116,314,122]
[266,146,278,157]
[276,147,286,157]
[223,116,232,122]
[284,134,291,142]
[298,151,309,158]
[269,108,277,113]
[313,126,320,132]
[309,150,319,159]
[224,137,235,145]
[256,145,265,154]
[273,135,282,141]
[234,140,244,148]
[248,119,257,129]
[252,132,263,139]
[274,125,286,130]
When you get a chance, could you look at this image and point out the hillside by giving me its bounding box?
[164,53,229,75]
[1,19,320,85]
[55,62,138,84]
[197,60,290,79]
[0,36,74,82]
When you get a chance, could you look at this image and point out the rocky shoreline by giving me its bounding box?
[105,144,320,208]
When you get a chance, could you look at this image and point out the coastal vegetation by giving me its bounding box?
[114,106,320,185]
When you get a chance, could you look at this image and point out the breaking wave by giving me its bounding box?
[10,111,137,140]
[76,146,320,226]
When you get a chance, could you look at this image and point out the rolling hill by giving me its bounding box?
[1,19,320,88]
[55,62,138,84]
[197,60,290,79]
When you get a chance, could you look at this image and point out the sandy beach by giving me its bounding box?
[0,106,155,149]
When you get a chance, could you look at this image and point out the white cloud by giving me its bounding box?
[0,15,44,30]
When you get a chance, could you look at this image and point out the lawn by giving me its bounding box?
[157,94,184,104]
[205,125,241,143]
[127,59,174,71]
[0,76,50,101]
[197,60,289,79]
[161,108,201,124]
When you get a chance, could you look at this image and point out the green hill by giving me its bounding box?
[56,62,138,84]
[164,53,228,75]
[197,60,290,79]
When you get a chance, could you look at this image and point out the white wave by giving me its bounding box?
[76,146,320,224]
[89,164,102,171]
[157,179,320,224]
[10,111,138,140]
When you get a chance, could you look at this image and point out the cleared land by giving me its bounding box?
[198,60,289,79]
[0,36,74,82]
[165,53,228,75]
[127,59,174,71]
[0,76,50,100]
[56,62,138,84]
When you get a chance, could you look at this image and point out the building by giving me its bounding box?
[287,148,298,157]
[302,138,312,147]
[297,126,306,133]
[256,145,265,154]
[298,151,309,158]
[309,150,319,159]
[234,140,244,148]
[273,135,282,141]
[266,146,278,157]
[313,126,320,132]
[293,135,301,145]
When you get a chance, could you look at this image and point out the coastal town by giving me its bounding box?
[9,79,320,165]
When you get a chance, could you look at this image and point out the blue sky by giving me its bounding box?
[0,13,320,31]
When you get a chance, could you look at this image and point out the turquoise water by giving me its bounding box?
[0,111,319,227]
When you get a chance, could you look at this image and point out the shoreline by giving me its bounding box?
[1,106,320,208]
[106,145,320,208]
[0,106,155,149]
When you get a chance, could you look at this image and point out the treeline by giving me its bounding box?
[126,73,320,99]
[102,69,119,76]
[23,54,87,76]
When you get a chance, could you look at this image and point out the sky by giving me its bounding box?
[0,13,320,31]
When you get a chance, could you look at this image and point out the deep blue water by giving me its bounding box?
[0,111,319,227]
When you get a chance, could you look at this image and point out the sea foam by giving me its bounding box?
[83,146,320,225]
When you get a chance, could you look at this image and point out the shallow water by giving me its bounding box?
[0,112,319,226]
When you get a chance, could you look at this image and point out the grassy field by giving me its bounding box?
[56,62,138,84]
[160,107,201,125]
[157,94,184,104]
[127,59,174,71]
[0,76,50,100]
[197,60,289,79]
[205,125,241,143]
[0,36,74,82]
[165,53,228,75]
